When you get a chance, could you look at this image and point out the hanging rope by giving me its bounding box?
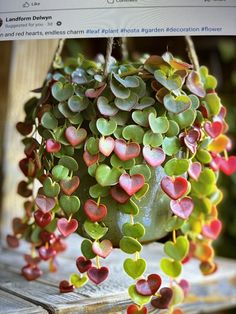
[104,37,114,78]
[121,37,128,61]
[185,36,200,73]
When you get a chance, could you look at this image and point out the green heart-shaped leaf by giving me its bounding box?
[122,222,145,239]
[160,258,182,278]
[132,108,156,127]
[69,113,83,125]
[52,82,74,102]
[95,164,123,186]
[170,285,184,307]
[113,74,139,88]
[169,108,196,129]
[204,93,221,116]
[164,158,189,176]
[70,273,88,288]
[43,177,60,198]
[122,125,145,144]
[110,154,135,170]
[135,96,155,110]
[52,165,69,181]
[149,113,169,134]
[191,168,216,197]
[196,149,212,164]
[165,216,185,232]
[31,226,41,244]
[154,70,183,91]
[97,96,118,116]
[81,239,96,259]
[128,284,152,306]
[115,92,138,112]
[118,199,139,215]
[58,102,74,118]
[162,137,181,156]
[84,220,108,240]
[143,130,163,147]
[123,258,146,279]
[41,112,58,130]
[110,76,130,99]
[59,156,79,171]
[68,95,89,112]
[119,236,142,254]
[164,236,189,261]
[59,195,80,215]
[164,94,191,114]
[165,120,180,137]
[96,118,117,136]
[89,184,110,198]
[86,137,99,155]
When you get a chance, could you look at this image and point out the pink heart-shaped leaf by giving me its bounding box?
[83,150,99,167]
[99,136,115,157]
[119,173,145,196]
[57,218,78,237]
[92,240,113,259]
[204,121,223,138]
[60,176,80,196]
[38,246,56,261]
[178,279,190,297]
[151,287,173,309]
[59,280,74,293]
[21,265,42,281]
[161,176,188,200]
[87,266,109,284]
[46,139,61,153]
[188,162,202,180]
[85,83,107,98]
[76,256,92,273]
[184,129,200,154]
[84,199,107,222]
[202,219,222,240]
[219,156,236,176]
[170,197,194,219]
[127,304,148,314]
[114,139,140,161]
[34,210,52,228]
[65,126,87,147]
[143,146,165,167]
[136,273,162,296]
[110,185,130,204]
[35,195,55,213]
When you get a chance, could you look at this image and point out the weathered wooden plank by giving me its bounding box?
[0,289,48,314]
[0,242,236,313]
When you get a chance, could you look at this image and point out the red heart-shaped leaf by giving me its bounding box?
[188,162,202,180]
[76,256,92,273]
[200,260,218,276]
[83,150,99,167]
[46,139,61,153]
[65,126,87,147]
[136,273,162,296]
[40,231,56,244]
[24,254,41,265]
[57,218,78,237]
[110,185,130,204]
[143,146,165,167]
[84,199,107,222]
[202,219,222,240]
[19,158,36,177]
[51,237,67,253]
[60,176,80,196]
[6,234,20,248]
[127,304,148,314]
[59,280,74,293]
[38,246,56,261]
[87,266,109,284]
[119,173,145,196]
[16,121,33,136]
[34,210,52,228]
[17,181,32,197]
[99,136,115,157]
[35,195,56,213]
[114,139,140,161]
[170,197,194,219]
[151,287,173,309]
[21,265,42,281]
[12,218,27,235]
[204,121,223,138]
[219,156,236,176]
[92,240,113,259]
[161,176,188,200]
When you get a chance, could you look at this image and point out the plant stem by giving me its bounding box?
[96,255,101,269]
[185,36,200,73]
[173,229,176,243]
[104,37,114,79]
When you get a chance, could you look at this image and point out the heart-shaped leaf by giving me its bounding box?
[130,164,151,182]
[186,71,206,98]
[96,118,117,136]
[99,136,115,157]
[92,239,113,258]
[191,168,216,197]
[87,266,109,285]
[128,284,152,306]
[110,75,130,99]
[35,195,55,213]
[205,93,221,116]
[81,239,96,259]
[119,236,142,254]
[160,258,182,278]
[59,195,80,215]
[135,96,155,110]
[148,113,169,134]
[115,92,138,111]
[127,304,147,314]
[89,184,110,198]
[151,287,173,309]
[84,199,107,222]
[162,137,181,156]
[143,146,166,167]
[132,108,156,127]
[136,274,162,296]
[161,176,188,200]
[169,108,196,129]
[124,258,146,279]
[59,280,74,293]
[57,218,78,237]
[51,82,74,102]
[65,126,87,147]
[84,220,108,240]
[114,139,140,161]
[164,236,189,261]
[143,131,163,147]
[170,197,194,220]
[41,112,58,130]
[164,158,189,176]
[60,176,80,196]
[202,219,222,240]
[43,177,60,197]
[122,222,145,239]
[76,256,92,273]
[164,94,191,114]
[110,154,135,169]
[122,125,145,144]
[46,139,61,153]
[188,162,202,180]
[204,121,223,138]
[165,216,185,232]
[68,95,89,113]
[59,156,78,171]
[95,164,123,186]
[97,96,118,116]
[52,165,69,181]
[70,273,88,288]
[118,199,139,215]
[154,70,183,91]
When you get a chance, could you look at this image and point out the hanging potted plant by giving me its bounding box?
[7,37,236,314]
